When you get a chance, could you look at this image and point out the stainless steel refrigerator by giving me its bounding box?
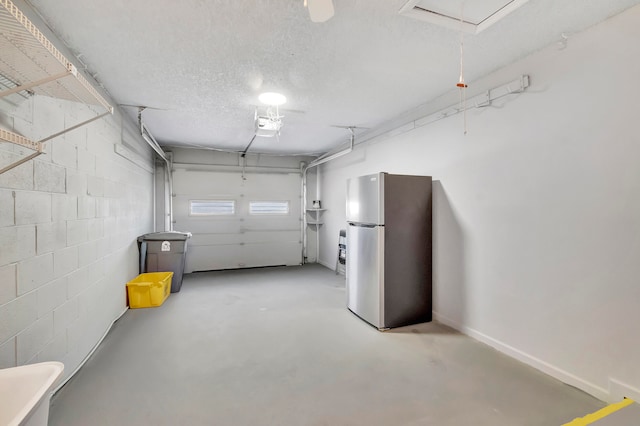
[346,172,432,330]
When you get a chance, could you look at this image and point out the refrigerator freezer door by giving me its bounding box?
[346,223,384,328]
[346,173,384,225]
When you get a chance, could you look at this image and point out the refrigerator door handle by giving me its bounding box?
[348,222,377,228]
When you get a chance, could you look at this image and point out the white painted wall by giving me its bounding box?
[0,95,153,379]
[318,5,640,402]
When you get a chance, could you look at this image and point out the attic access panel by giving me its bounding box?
[399,0,529,34]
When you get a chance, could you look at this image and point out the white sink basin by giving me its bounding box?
[0,361,64,426]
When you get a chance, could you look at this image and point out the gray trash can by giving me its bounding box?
[137,231,191,293]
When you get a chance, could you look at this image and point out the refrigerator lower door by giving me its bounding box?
[346,223,384,328]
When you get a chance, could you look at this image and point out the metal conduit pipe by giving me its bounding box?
[300,128,355,264]
[152,159,156,232]
[165,152,174,231]
[138,108,174,231]
[299,161,307,264]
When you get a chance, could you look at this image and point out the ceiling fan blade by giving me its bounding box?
[307,0,334,23]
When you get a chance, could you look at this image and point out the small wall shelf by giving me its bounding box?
[0,0,113,174]
[305,207,326,226]
[306,209,327,228]
[304,206,326,263]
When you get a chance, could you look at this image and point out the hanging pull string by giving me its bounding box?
[456,3,468,135]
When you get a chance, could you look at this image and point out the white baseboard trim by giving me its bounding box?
[317,259,334,270]
[609,378,640,403]
[52,306,129,396]
[433,311,610,402]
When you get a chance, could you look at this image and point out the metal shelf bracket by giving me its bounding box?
[0,0,114,175]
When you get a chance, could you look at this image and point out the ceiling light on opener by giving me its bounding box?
[259,92,287,106]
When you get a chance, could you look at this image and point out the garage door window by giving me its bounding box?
[190,200,235,216]
[249,201,289,215]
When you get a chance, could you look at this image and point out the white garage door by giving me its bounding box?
[172,167,302,272]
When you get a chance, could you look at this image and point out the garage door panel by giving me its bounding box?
[243,218,299,227]
[189,233,244,246]
[179,221,244,235]
[186,245,244,272]
[186,242,301,272]
[189,230,299,246]
[172,170,242,193]
[184,224,300,238]
[242,230,300,244]
[242,241,302,267]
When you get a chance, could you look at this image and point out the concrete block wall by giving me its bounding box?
[0,94,153,379]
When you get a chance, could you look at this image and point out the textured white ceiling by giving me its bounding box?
[24,0,640,155]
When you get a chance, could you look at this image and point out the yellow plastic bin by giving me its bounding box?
[126,272,173,308]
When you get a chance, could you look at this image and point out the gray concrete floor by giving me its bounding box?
[50,264,604,425]
[592,402,640,425]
